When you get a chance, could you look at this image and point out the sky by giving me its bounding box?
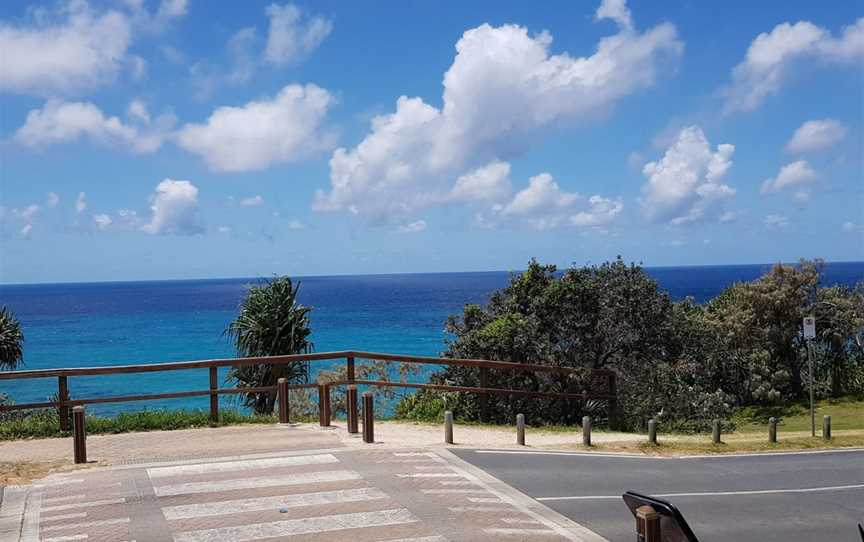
[0,0,862,284]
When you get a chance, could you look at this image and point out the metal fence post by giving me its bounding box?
[209,367,219,423]
[516,413,525,446]
[444,410,454,444]
[712,419,721,444]
[277,378,289,424]
[347,385,359,434]
[768,417,777,443]
[362,392,374,443]
[582,415,592,447]
[58,376,71,432]
[72,406,87,464]
[823,415,831,441]
[648,418,657,445]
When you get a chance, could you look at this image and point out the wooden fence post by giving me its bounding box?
[768,417,777,443]
[648,419,657,445]
[72,406,87,464]
[362,392,374,443]
[347,385,359,434]
[318,385,331,427]
[516,413,525,446]
[582,416,592,447]
[277,378,289,424]
[58,376,70,432]
[347,356,355,382]
[636,505,661,542]
[209,367,219,423]
[444,411,454,444]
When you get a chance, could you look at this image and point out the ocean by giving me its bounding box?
[1,262,862,415]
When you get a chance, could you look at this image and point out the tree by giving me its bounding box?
[226,277,313,414]
[0,307,24,371]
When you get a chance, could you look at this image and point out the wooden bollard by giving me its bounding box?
[648,419,657,445]
[58,376,71,432]
[582,416,592,447]
[444,410,454,444]
[823,415,831,440]
[209,367,219,423]
[712,419,721,444]
[768,417,777,443]
[516,413,525,446]
[72,406,87,464]
[362,392,374,443]
[635,505,661,542]
[347,385,359,434]
[318,385,331,427]
[277,378,289,424]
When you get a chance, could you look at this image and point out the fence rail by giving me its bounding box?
[0,350,618,429]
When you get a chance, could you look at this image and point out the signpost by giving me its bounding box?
[803,316,816,437]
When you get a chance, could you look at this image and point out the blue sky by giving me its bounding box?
[1,0,862,283]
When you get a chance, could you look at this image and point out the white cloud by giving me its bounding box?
[177,84,335,172]
[595,0,632,31]
[314,2,681,222]
[20,223,33,238]
[842,221,863,233]
[12,204,41,220]
[719,210,738,223]
[288,219,305,230]
[502,173,579,217]
[217,225,232,233]
[571,195,624,227]
[13,99,175,153]
[125,0,188,33]
[127,99,150,123]
[141,179,204,235]
[640,126,736,225]
[240,195,264,207]
[786,119,847,154]
[264,3,332,66]
[764,214,789,228]
[46,192,60,207]
[75,192,87,213]
[760,160,818,199]
[449,161,512,203]
[93,213,113,230]
[0,1,132,96]
[396,220,427,233]
[723,18,864,112]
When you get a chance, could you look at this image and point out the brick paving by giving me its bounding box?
[1,426,604,541]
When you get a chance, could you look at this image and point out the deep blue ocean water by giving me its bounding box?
[1,262,862,415]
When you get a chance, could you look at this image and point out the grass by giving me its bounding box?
[0,409,277,441]
[732,396,864,432]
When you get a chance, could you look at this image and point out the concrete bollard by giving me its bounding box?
[582,416,592,447]
[823,415,831,441]
[768,417,777,443]
[444,410,454,444]
[516,413,525,446]
[648,419,657,445]
[72,406,87,464]
[346,385,359,434]
[362,392,374,443]
[712,419,721,444]
[277,378,289,424]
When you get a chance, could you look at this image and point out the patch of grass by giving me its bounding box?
[733,396,864,432]
[0,409,277,441]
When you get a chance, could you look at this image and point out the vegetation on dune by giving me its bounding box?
[397,258,864,432]
[226,276,314,414]
[0,306,24,371]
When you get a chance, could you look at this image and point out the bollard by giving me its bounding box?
[582,416,592,447]
[712,419,721,444]
[635,505,661,542]
[362,392,374,443]
[823,415,831,441]
[516,413,525,446]
[347,385,359,434]
[768,417,777,443]
[72,406,87,464]
[277,378,289,424]
[209,367,219,423]
[318,385,331,427]
[648,419,657,445]
[444,410,454,444]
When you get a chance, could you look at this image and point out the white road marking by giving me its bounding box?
[42,517,130,533]
[437,481,478,486]
[41,512,87,523]
[679,448,864,459]
[155,470,362,497]
[41,498,125,513]
[377,459,442,464]
[473,450,652,459]
[484,528,558,536]
[43,535,88,542]
[414,466,454,471]
[43,495,86,504]
[147,454,338,479]
[173,508,418,542]
[448,506,510,513]
[393,453,433,457]
[397,473,462,478]
[162,487,388,520]
[421,489,489,495]
[537,483,864,501]
[467,497,503,503]
[377,537,448,542]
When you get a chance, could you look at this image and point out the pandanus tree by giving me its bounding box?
[226,276,313,414]
[0,307,24,371]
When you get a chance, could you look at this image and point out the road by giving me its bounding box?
[452,448,864,542]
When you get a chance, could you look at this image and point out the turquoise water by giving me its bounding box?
[1,263,862,415]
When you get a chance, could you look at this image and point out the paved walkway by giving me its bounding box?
[0,425,604,541]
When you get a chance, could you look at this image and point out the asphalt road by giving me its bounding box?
[452,448,864,542]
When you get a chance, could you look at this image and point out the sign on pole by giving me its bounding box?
[803,316,816,340]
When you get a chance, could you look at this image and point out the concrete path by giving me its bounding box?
[453,447,864,542]
[0,426,602,542]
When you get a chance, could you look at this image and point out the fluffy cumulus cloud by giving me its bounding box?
[264,3,332,65]
[314,0,681,222]
[13,99,175,153]
[786,119,847,154]
[177,84,335,172]
[141,179,204,235]
[448,161,512,203]
[760,160,818,201]
[723,18,864,112]
[640,126,736,225]
[0,1,132,96]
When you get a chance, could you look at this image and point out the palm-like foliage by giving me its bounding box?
[0,307,24,371]
[226,277,313,414]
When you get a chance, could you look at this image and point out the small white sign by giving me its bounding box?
[803,316,816,340]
